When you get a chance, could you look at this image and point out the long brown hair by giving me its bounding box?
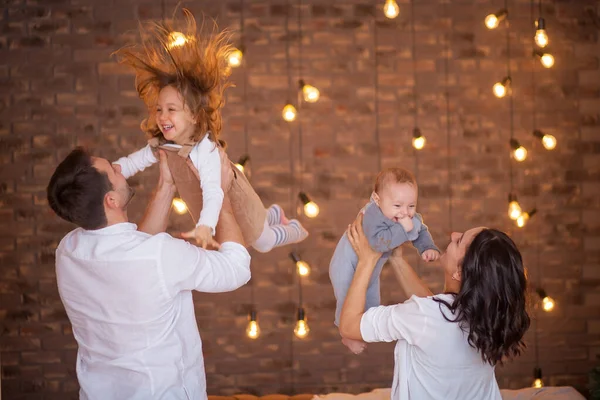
[114,9,233,144]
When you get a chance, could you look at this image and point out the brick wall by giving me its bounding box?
[1,0,599,398]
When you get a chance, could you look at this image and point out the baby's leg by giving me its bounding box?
[266,204,289,226]
[251,218,308,253]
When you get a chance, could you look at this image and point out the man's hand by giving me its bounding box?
[182,224,221,250]
[158,150,175,189]
[399,216,414,233]
[421,249,440,262]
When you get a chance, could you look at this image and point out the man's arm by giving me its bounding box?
[138,150,176,235]
[388,247,433,298]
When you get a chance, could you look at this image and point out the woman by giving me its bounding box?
[339,214,530,399]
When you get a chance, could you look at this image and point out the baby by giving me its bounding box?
[329,167,440,354]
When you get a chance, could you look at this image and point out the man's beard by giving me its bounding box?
[121,185,136,210]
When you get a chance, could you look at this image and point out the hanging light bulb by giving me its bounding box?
[383,0,400,19]
[234,155,250,174]
[508,193,522,220]
[532,49,555,68]
[294,307,310,338]
[412,128,426,150]
[493,76,511,98]
[535,18,549,48]
[510,138,527,162]
[536,288,555,312]
[167,32,189,49]
[290,252,311,277]
[282,103,297,122]
[484,9,508,29]
[531,367,544,388]
[246,310,260,339]
[299,79,320,103]
[172,198,188,214]
[516,208,536,228]
[298,192,319,218]
[227,47,244,68]
[532,129,556,150]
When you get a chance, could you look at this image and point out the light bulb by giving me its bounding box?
[246,311,260,339]
[535,29,549,47]
[228,48,243,68]
[484,9,507,29]
[540,53,554,68]
[493,79,511,98]
[282,104,297,122]
[234,163,245,173]
[296,260,310,277]
[304,201,319,218]
[541,134,556,150]
[294,319,309,338]
[168,32,188,49]
[302,84,320,103]
[513,146,527,162]
[412,135,426,150]
[172,198,188,214]
[542,296,555,312]
[532,378,544,388]
[508,200,522,220]
[383,0,400,19]
[516,212,530,228]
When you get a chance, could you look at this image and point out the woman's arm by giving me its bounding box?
[339,213,382,340]
[388,247,433,298]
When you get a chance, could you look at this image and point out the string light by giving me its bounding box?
[534,17,549,47]
[282,103,297,122]
[227,47,244,68]
[234,155,250,174]
[289,252,311,277]
[536,288,555,312]
[172,198,188,214]
[298,192,319,218]
[246,310,260,339]
[532,129,556,150]
[484,9,508,29]
[383,0,400,19]
[532,367,544,388]
[510,138,527,162]
[508,193,522,220]
[493,76,511,98]
[516,208,536,228]
[167,31,189,49]
[299,79,320,103]
[412,128,426,150]
[294,307,309,338]
[533,50,554,68]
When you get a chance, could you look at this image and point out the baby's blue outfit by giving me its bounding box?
[329,201,440,325]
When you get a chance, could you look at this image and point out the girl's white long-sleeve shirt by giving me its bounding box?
[113,135,223,234]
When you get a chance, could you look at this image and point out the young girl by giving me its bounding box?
[113,9,307,251]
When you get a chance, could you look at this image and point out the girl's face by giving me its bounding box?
[155,85,196,145]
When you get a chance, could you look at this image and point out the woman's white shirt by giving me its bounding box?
[360,294,502,400]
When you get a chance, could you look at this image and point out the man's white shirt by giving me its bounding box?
[55,222,250,399]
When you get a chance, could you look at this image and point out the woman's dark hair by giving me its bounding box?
[434,228,530,366]
[47,147,112,230]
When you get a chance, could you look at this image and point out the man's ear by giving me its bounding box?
[104,191,120,210]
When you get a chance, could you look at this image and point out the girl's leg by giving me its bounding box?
[266,204,289,226]
[252,218,308,253]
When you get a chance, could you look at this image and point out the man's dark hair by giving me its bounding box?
[47,147,112,230]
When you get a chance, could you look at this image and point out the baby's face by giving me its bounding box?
[375,182,417,222]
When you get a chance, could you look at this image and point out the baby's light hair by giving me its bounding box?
[373,167,417,194]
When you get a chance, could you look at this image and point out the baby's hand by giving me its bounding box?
[398,217,414,233]
[182,225,220,250]
[422,249,440,262]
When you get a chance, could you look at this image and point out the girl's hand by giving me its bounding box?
[347,213,382,265]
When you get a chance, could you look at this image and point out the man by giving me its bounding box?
[47,147,250,399]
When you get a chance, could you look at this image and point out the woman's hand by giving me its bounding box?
[347,213,382,266]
